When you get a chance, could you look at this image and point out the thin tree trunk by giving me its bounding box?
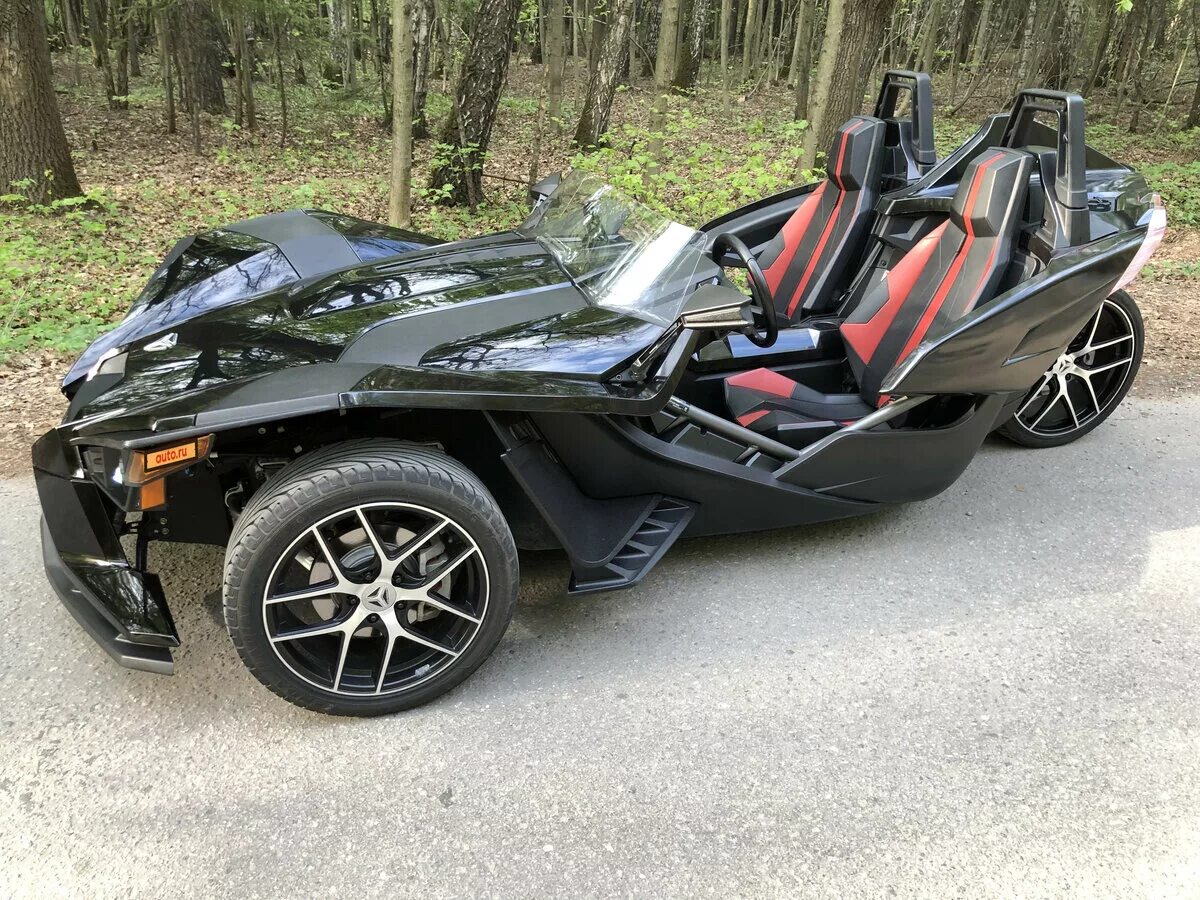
[740,0,757,83]
[547,0,566,131]
[84,0,118,107]
[790,0,811,119]
[0,0,83,204]
[390,0,414,224]
[1083,0,1116,94]
[128,13,140,76]
[573,0,633,146]
[275,17,288,146]
[649,0,682,164]
[156,10,175,133]
[111,0,130,108]
[720,0,731,109]
[411,0,433,137]
[1187,6,1200,129]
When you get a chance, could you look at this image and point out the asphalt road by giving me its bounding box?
[2,394,1198,899]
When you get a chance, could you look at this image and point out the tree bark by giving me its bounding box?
[1187,5,1200,129]
[427,0,522,205]
[740,0,758,83]
[390,0,414,225]
[649,0,682,163]
[546,0,566,130]
[573,0,633,146]
[411,0,433,137]
[156,10,175,133]
[790,0,811,119]
[0,0,83,204]
[800,0,888,168]
[84,0,119,107]
[175,0,227,114]
[673,0,709,88]
[720,0,731,108]
[111,0,130,108]
[1083,0,1115,94]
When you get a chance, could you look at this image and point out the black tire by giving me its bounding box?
[223,439,519,716]
[997,290,1144,449]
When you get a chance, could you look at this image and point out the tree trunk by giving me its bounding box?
[411,0,433,137]
[915,0,943,73]
[84,0,118,107]
[740,0,758,83]
[649,0,682,162]
[800,0,888,168]
[967,0,993,70]
[1083,0,1115,94]
[790,0,811,119]
[0,0,83,204]
[546,0,566,130]
[587,0,608,71]
[175,1,227,114]
[1187,6,1200,129]
[274,17,288,146]
[156,10,175,133]
[128,13,140,76]
[427,0,522,205]
[573,0,633,146]
[641,0,660,74]
[720,0,731,108]
[111,0,130,107]
[674,0,709,88]
[390,0,414,225]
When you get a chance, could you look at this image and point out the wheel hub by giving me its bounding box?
[361,583,397,612]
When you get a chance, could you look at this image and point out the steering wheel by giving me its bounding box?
[711,233,778,348]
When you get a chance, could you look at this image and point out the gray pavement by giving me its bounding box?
[1,394,1198,899]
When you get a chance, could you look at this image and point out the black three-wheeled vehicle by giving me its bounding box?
[34,74,1166,714]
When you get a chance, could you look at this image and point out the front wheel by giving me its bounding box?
[997,290,1144,448]
[223,440,519,716]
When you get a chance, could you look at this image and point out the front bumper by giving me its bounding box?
[33,428,179,675]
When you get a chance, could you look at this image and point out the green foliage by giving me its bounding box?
[569,111,814,225]
[1139,161,1200,228]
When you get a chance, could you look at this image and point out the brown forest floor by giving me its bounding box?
[1,58,1198,477]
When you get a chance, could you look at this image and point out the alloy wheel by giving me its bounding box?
[261,502,489,697]
[1013,298,1137,438]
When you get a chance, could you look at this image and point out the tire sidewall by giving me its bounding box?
[224,450,518,715]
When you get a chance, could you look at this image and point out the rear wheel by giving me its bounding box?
[223,440,519,716]
[998,290,1143,448]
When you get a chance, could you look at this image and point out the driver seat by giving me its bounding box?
[725,148,1033,447]
[757,116,886,323]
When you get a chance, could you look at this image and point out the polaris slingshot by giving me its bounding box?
[33,78,1166,715]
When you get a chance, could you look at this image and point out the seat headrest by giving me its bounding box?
[826,116,886,192]
[950,149,1033,237]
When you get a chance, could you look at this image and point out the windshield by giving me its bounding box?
[519,172,706,326]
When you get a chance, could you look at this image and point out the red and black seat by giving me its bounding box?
[757,116,886,323]
[726,148,1033,446]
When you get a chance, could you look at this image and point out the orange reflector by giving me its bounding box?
[139,478,166,510]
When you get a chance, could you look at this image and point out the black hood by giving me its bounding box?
[61,211,662,430]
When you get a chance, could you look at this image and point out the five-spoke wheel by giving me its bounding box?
[998,290,1143,448]
[224,441,518,715]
